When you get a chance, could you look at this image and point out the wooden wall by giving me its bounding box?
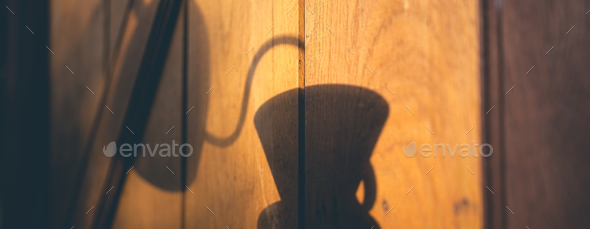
[304,0,482,228]
[112,0,184,228]
[485,0,590,228]
[186,0,483,228]
[48,0,483,228]
[2,0,50,228]
[49,0,105,227]
[50,0,184,228]
[185,0,302,228]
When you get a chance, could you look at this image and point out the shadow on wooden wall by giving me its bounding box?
[255,85,388,228]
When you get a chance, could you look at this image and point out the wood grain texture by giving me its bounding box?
[43,0,507,228]
[111,3,184,228]
[50,0,166,228]
[501,0,590,228]
[49,0,105,227]
[185,0,302,228]
[304,0,482,228]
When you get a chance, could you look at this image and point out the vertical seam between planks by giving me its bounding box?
[297,0,306,228]
[181,0,188,228]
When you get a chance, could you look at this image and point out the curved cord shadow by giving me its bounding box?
[203,35,303,147]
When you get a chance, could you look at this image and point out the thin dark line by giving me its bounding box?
[481,0,494,226]
[297,0,305,228]
[181,0,188,228]
[496,0,508,227]
[90,0,184,228]
[63,0,136,227]
[481,0,507,228]
[104,0,110,79]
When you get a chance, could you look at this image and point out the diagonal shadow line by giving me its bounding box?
[68,3,303,226]
[62,0,137,228]
[90,0,184,228]
[59,0,305,225]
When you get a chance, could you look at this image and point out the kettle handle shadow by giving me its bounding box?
[360,163,377,211]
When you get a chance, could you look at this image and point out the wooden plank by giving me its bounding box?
[481,0,507,228]
[3,0,50,228]
[64,0,163,228]
[185,0,302,228]
[304,0,482,228]
[111,3,184,228]
[501,0,590,228]
[48,0,105,227]
[109,0,131,56]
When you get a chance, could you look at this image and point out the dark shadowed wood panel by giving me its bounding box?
[500,0,590,228]
[3,0,50,228]
[304,0,482,228]
[185,0,301,228]
[49,0,104,227]
[109,0,130,56]
[111,4,184,228]
[52,0,164,228]
[481,0,507,228]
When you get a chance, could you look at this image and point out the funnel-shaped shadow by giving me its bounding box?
[255,84,388,228]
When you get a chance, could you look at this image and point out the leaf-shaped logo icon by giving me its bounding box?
[103,141,117,157]
[403,142,417,157]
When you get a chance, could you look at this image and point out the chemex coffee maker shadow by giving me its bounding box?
[255,84,389,228]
